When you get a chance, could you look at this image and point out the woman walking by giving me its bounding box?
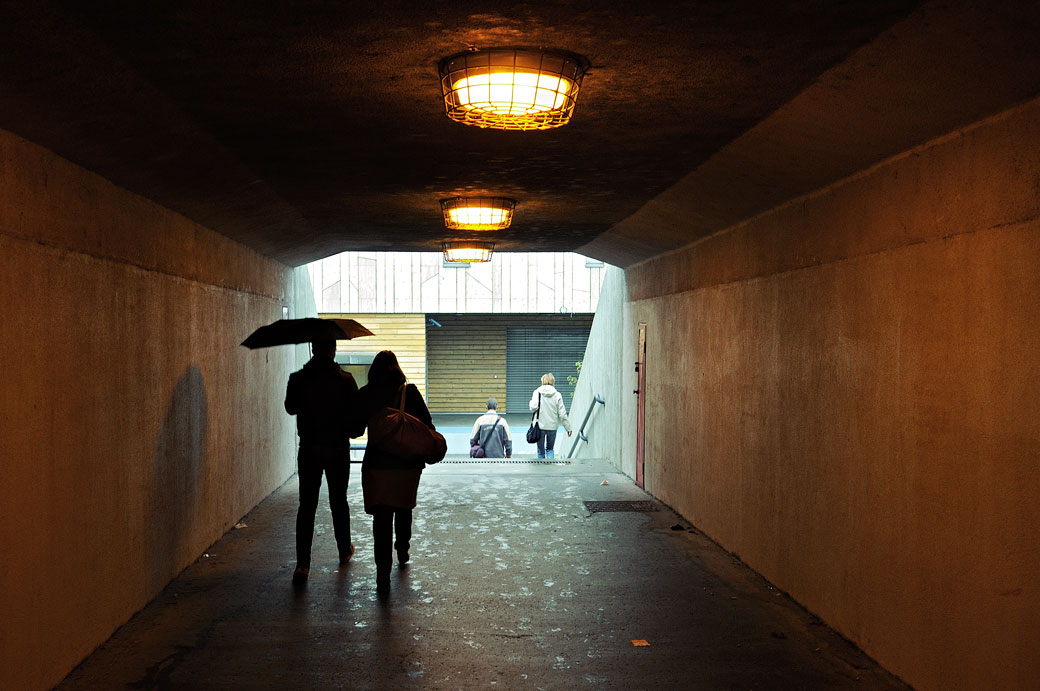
[351,350,435,597]
[529,373,572,459]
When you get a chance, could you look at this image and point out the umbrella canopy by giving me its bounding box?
[241,318,373,349]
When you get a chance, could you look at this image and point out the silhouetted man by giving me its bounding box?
[284,339,358,584]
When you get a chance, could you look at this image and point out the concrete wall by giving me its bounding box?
[568,265,626,462]
[619,98,1040,690]
[0,130,301,690]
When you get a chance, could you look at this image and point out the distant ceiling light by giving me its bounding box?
[442,241,495,263]
[439,48,589,131]
[440,197,517,230]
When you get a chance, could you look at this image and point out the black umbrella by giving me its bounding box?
[241,318,374,349]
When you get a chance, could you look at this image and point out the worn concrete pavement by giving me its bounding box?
[57,458,909,690]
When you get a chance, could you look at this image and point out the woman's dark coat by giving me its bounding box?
[351,382,434,513]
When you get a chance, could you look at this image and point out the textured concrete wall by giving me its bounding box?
[568,265,627,462]
[622,99,1040,690]
[0,130,300,690]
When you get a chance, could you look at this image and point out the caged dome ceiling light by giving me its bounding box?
[442,241,495,263]
[440,197,517,231]
[439,48,589,131]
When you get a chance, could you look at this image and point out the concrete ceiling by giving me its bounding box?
[1,1,1038,267]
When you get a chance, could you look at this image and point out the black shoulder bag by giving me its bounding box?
[526,393,541,444]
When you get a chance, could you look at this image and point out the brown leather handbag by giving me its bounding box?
[367,386,447,465]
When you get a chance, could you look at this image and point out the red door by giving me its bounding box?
[635,322,647,488]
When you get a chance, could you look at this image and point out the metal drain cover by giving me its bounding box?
[441,459,571,465]
[583,500,659,513]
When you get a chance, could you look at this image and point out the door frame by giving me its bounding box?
[635,322,647,488]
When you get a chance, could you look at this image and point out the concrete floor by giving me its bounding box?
[58,458,910,690]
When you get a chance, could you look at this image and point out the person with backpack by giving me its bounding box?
[469,398,512,458]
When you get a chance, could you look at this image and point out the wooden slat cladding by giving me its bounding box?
[426,313,593,413]
[321,313,427,396]
[427,314,505,413]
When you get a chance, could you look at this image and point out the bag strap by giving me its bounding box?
[531,392,541,421]
[397,385,407,411]
[478,416,500,451]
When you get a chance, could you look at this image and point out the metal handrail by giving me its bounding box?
[567,394,605,458]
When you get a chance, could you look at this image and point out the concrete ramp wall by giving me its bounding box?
[568,265,626,463]
[0,130,300,690]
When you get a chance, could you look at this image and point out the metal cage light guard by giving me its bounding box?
[440,197,517,230]
[442,241,495,263]
[439,48,589,131]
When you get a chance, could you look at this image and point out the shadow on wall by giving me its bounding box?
[150,366,208,592]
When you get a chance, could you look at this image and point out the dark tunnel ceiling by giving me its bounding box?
[0,1,927,266]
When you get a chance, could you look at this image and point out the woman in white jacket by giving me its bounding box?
[529,373,572,459]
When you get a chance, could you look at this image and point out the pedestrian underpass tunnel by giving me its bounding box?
[2,3,1039,689]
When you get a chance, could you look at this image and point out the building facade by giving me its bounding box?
[308,251,605,315]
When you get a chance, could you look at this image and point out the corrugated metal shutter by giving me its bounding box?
[506,327,590,413]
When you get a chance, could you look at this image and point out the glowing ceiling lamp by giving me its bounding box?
[442,241,495,263]
[440,197,517,230]
[439,48,589,131]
